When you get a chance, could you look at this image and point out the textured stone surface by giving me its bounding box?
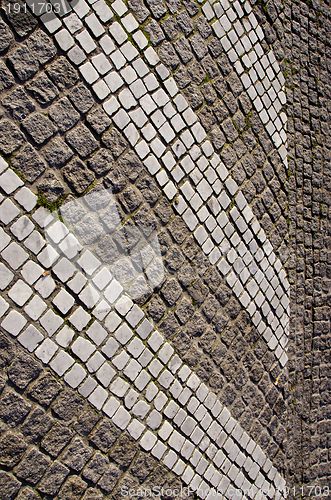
[282,0,331,492]
[0,333,181,497]
[0,0,329,497]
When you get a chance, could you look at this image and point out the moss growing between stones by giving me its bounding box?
[36,191,67,214]
[82,178,99,196]
[255,0,269,16]
[11,166,26,182]
[244,111,253,130]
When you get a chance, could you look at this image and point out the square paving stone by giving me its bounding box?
[114,323,133,345]
[42,138,74,168]
[96,362,115,387]
[50,350,75,376]
[22,113,56,145]
[64,363,86,388]
[79,284,100,309]
[52,257,76,282]
[8,279,32,306]
[86,321,107,345]
[69,307,91,331]
[56,325,75,348]
[2,241,28,269]
[8,46,39,81]
[87,351,106,373]
[69,83,94,113]
[34,275,56,300]
[11,144,46,182]
[0,262,14,289]
[79,62,99,84]
[34,338,58,363]
[0,120,24,154]
[26,73,59,105]
[14,187,37,212]
[101,336,120,359]
[55,28,75,51]
[10,215,34,240]
[46,56,78,90]
[63,159,95,194]
[37,245,59,269]
[52,289,75,314]
[1,310,27,336]
[0,199,20,225]
[76,29,97,54]
[18,325,44,352]
[67,272,87,294]
[24,295,47,321]
[112,406,131,430]
[40,309,64,336]
[88,386,108,410]
[102,396,120,419]
[0,296,9,317]
[1,87,35,121]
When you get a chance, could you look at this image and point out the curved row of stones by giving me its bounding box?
[282,0,330,489]
[0,158,286,498]
[0,0,291,498]
[32,0,290,367]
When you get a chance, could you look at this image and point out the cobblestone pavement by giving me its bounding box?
[282,0,331,493]
[0,0,329,499]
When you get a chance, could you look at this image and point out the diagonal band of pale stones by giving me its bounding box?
[0,0,290,498]
[0,157,286,498]
[27,0,290,367]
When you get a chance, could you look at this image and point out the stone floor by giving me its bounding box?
[0,0,329,499]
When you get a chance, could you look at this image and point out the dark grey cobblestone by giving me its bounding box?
[8,46,39,81]
[22,112,56,145]
[5,0,37,36]
[25,73,59,105]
